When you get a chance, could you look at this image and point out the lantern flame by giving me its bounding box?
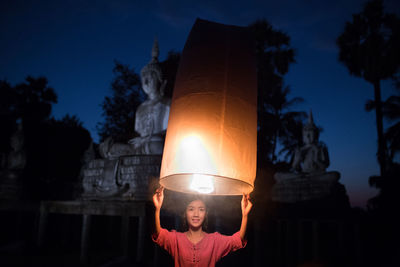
[190,174,214,194]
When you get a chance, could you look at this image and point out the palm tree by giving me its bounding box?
[278,116,305,163]
[382,95,400,161]
[248,19,298,163]
[366,94,400,162]
[336,0,400,176]
[263,86,306,162]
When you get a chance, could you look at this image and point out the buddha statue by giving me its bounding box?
[0,123,26,199]
[128,39,170,154]
[274,111,339,183]
[7,123,26,178]
[271,111,348,204]
[99,40,170,159]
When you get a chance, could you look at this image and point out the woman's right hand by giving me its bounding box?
[153,186,164,210]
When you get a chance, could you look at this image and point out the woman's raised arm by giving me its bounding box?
[239,193,252,241]
[153,186,164,237]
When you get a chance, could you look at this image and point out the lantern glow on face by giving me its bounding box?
[159,19,257,195]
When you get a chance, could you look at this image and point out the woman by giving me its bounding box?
[152,186,252,267]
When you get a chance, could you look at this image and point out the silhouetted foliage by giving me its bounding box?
[337,0,400,176]
[382,95,400,161]
[342,3,400,261]
[97,52,180,142]
[0,80,18,155]
[364,57,400,266]
[368,163,400,212]
[15,76,57,123]
[0,77,92,200]
[366,93,400,161]
[97,61,144,142]
[263,86,306,162]
[249,19,304,164]
[367,92,400,264]
[278,115,306,162]
[27,115,91,200]
[0,77,57,153]
[367,162,400,265]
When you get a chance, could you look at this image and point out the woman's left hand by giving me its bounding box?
[241,194,253,217]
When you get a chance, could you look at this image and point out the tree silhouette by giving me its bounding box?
[0,77,92,200]
[367,94,400,161]
[263,86,306,162]
[0,76,57,165]
[383,95,400,161]
[98,52,180,143]
[0,76,57,136]
[14,76,57,125]
[39,115,91,199]
[337,0,400,176]
[97,61,144,142]
[367,161,400,265]
[17,114,91,200]
[0,80,18,155]
[248,19,302,163]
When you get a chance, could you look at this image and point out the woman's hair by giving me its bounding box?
[182,195,209,232]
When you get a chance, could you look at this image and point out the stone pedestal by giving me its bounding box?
[80,155,161,201]
[0,170,23,200]
[36,200,148,264]
[271,176,346,203]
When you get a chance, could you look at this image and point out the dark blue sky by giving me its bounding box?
[1,0,399,207]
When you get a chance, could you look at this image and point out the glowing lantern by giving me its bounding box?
[159,19,257,195]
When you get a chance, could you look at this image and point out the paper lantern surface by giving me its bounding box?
[160,19,257,195]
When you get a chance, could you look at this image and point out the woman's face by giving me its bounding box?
[186,200,206,230]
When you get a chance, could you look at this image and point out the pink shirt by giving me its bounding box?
[153,228,246,267]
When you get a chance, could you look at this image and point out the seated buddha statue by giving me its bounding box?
[274,111,339,183]
[99,40,170,159]
[7,123,26,178]
[128,39,170,154]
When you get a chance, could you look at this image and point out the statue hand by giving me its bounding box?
[128,137,138,145]
[241,193,253,217]
[153,186,164,211]
[128,137,144,148]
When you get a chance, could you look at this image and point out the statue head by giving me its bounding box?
[302,111,319,145]
[140,39,164,99]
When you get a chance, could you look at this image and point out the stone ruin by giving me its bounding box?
[271,111,349,205]
[80,40,170,201]
[0,123,26,199]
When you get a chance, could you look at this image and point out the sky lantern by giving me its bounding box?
[159,19,257,195]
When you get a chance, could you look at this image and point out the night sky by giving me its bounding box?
[1,0,399,207]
